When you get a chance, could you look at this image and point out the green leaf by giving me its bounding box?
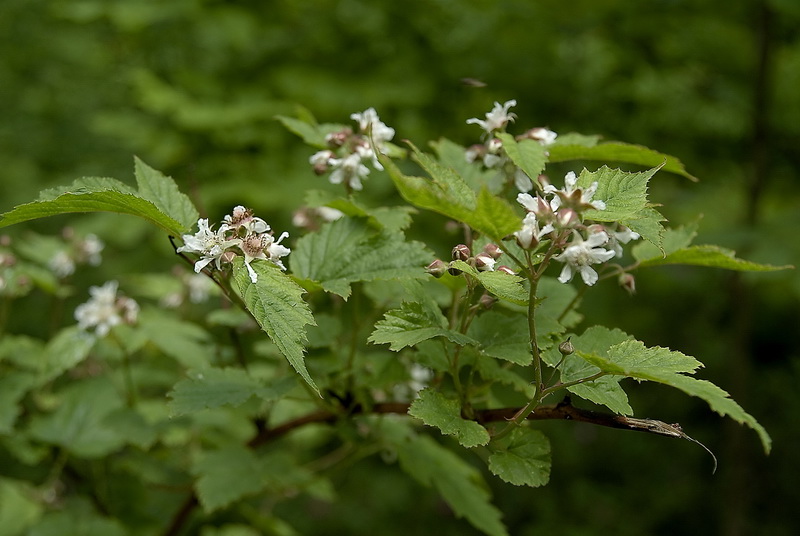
[139,308,215,369]
[496,133,547,181]
[0,372,37,434]
[275,114,327,147]
[430,137,504,193]
[304,189,415,232]
[36,326,95,385]
[290,217,431,299]
[578,165,659,223]
[0,478,43,535]
[578,338,771,452]
[26,499,126,536]
[632,222,699,260]
[382,420,508,536]
[369,301,475,351]
[231,258,317,393]
[28,378,125,458]
[488,427,551,487]
[636,244,793,271]
[133,156,199,232]
[623,206,667,248]
[102,407,157,450]
[549,141,697,181]
[168,368,295,415]
[467,311,531,365]
[0,178,191,236]
[382,146,520,241]
[450,260,528,305]
[408,389,490,448]
[552,132,601,147]
[193,445,269,512]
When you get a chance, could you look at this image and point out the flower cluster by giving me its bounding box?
[74,280,139,337]
[465,100,558,192]
[515,172,640,286]
[177,205,290,284]
[309,107,395,191]
[426,242,516,278]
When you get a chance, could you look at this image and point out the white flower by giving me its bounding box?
[351,107,395,145]
[514,213,555,249]
[237,231,291,283]
[223,205,270,235]
[177,218,239,274]
[466,99,517,133]
[74,280,138,336]
[553,231,616,286]
[80,234,104,266]
[329,152,371,191]
[514,170,534,193]
[607,225,641,257]
[49,250,75,278]
[528,127,558,146]
[544,171,606,212]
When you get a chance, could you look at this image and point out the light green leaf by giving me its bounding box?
[304,189,415,231]
[450,260,528,305]
[552,132,601,147]
[382,420,508,536]
[134,156,199,232]
[408,389,490,448]
[193,445,269,512]
[497,133,548,182]
[430,137,504,193]
[290,218,431,299]
[369,301,476,351]
[0,179,190,236]
[623,206,667,248]
[578,338,771,452]
[488,427,551,487]
[578,165,660,223]
[632,222,699,261]
[275,114,327,147]
[549,141,697,181]
[231,258,317,393]
[0,478,43,535]
[168,368,295,415]
[139,308,214,369]
[636,244,793,272]
[0,372,37,434]
[382,147,519,242]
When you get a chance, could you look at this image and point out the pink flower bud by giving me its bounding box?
[482,243,503,260]
[426,259,448,278]
[475,253,496,272]
[496,265,516,275]
[452,244,471,261]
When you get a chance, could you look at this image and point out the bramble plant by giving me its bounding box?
[0,101,791,535]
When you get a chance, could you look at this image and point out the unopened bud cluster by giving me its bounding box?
[426,243,516,278]
[308,108,395,191]
[178,205,290,284]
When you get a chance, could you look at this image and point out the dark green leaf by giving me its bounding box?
[408,389,490,448]
[488,427,551,487]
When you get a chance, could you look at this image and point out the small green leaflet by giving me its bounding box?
[231,258,317,394]
[381,146,520,242]
[488,427,551,487]
[290,217,432,299]
[381,419,508,536]
[369,301,476,351]
[168,367,296,415]
[548,141,697,181]
[0,158,198,236]
[450,260,528,305]
[496,133,548,183]
[408,389,490,448]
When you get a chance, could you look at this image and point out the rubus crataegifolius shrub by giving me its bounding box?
[0,101,791,536]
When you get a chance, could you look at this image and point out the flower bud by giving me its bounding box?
[482,243,503,260]
[558,338,575,356]
[487,138,503,154]
[555,208,580,228]
[619,273,636,295]
[479,292,497,309]
[325,128,352,148]
[496,265,516,276]
[426,259,448,278]
[452,244,471,262]
[474,253,496,272]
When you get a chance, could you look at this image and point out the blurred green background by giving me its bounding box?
[2,0,798,534]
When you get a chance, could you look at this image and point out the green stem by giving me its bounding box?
[540,371,608,399]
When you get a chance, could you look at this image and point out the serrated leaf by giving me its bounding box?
[578,165,660,223]
[134,156,199,232]
[193,445,268,512]
[549,141,697,181]
[450,260,528,305]
[231,258,317,393]
[290,217,431,299]
[0,181,190,235]
[168,367,295,415]
[636,244,792,271]
[467,311,531,365]
[409,389,490,448]
[578,338,770,452]
[623,206,667,248]
[382,147,519,242]
[382,420,508,536]
[497,133,547,182]
[369,301,476,351]
[488,427,551,487]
